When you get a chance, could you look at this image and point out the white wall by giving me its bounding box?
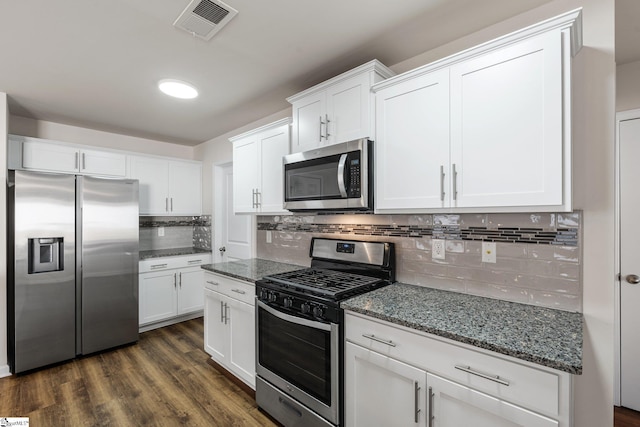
[9,115,194,159]
[617,60,640,111]
[0,93,8,377]
[193,108,291,215]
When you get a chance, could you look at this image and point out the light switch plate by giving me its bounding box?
[266,230,272,244]
[158,226,165,237]
[482,242,496,263]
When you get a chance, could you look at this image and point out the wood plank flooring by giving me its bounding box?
[0,318,278,426]
[617,406,640,427]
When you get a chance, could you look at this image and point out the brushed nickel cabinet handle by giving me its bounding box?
[452,163,458,201]
[428,386,434,427]
[82,152,86,170]
[325,114,331,139]
[440,165,445,202]
[455,365,510,386]
[319,116,325,141]
[75,152,79,169]
[362,334,396,347]
[231,289,246,295]
[150,263,167,270]
[220,300,224,323]
[414,381,421,423]
[206,280,219,286]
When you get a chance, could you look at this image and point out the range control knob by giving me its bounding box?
[283,297,293,308]
[268,292,278,303]
[301,303,311,314]
[312,305,325,318]
[259,289,269,301]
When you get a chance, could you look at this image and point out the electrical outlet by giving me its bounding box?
[157,226,165,237]
[266,230,272,244]
[482,242,497,263]
[432,239,446,260]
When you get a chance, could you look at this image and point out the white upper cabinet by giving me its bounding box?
[373,9,581,213]
[450,31,564,209]
[13,136,127,177]
[375,68,450,211]
[231,118,291,214]
[288,60,395,153]
[129,155,202,215]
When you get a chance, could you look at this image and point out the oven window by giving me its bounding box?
[258,306,332,405]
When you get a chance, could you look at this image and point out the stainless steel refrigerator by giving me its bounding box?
[8,170,139,374]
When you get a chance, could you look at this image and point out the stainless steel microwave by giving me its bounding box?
[283,138,372,211]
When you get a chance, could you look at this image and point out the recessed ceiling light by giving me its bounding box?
[158,79,198,99]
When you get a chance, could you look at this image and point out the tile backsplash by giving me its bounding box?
[256,212,582,312]
[139,215,211,251]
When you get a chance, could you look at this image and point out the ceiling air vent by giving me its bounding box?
[173,0,238,41]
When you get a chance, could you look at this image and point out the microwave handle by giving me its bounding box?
[337,153,348,198]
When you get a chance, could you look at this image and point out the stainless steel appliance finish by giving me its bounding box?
[255,238,395,427]
[8,170,139,374]
[283,139,372,211]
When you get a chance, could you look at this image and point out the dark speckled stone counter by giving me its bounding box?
[201,259,305,283]
[140,247,211,260]
[342,283,583,374]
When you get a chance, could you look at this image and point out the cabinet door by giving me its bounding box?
[22,140,79,173]
[177,268,204,315]
[291,91,326,153]
[375,69,450,212]
[139,271,177,325]
[427,373,558,427]
[204,289,228,362]
[450,30,563,208]
[346,342,428,427]
[326,73,370,144]
[232,135,259,213]
[129,156,169,214]
[227,297,256,388]
[168,161,202,215]
[80,149,127,177]
[258,124,289,214]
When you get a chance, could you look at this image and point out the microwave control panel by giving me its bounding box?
[347,155,361,198]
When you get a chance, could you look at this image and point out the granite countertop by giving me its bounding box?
[140,247,211,260]
[342,283,583,375]
[201,258,306,283]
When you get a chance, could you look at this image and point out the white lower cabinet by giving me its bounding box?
[345,311,572,427]
[138,254,211,330]
[204,272,256,389]
[346,341,427,426]
[427,373,557,427]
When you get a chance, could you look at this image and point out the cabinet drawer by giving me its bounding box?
[204,272,255,305]
[140,253,211,273]
[345,311,561,417]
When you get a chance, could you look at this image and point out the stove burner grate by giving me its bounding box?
[263,268,383,299]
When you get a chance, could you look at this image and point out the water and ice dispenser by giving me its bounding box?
[28,237,64,273]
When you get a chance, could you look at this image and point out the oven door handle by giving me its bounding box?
[337,153,348,198]
[257,300,332,332]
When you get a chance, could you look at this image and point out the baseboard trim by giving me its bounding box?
[0,364,11,378]
[139,311,203,333]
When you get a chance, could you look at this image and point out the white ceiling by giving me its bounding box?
[1,0,632,147]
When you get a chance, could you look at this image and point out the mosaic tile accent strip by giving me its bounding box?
[257,222,578,246]
[140,215,211,228]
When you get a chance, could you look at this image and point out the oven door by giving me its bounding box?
[256,300,339,424]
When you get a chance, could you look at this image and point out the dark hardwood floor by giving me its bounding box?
[0,318,277,426]
[617,406,640,427]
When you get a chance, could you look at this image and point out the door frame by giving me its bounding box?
[614,108,640,406]
[213,161,255,263]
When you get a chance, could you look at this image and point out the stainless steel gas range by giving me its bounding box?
[255,238,395,427]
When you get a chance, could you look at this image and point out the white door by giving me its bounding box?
[22,140,79,173]
[345,342,428,426]
[326,73,369,144]
[80,148,126,177]
[619,115,640,411]
[129,156,169,215]
[427,373,557,427]
[214,163,253,262]
[258,123,289,214]
[232,136,258,213]
[291,91,326,152]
